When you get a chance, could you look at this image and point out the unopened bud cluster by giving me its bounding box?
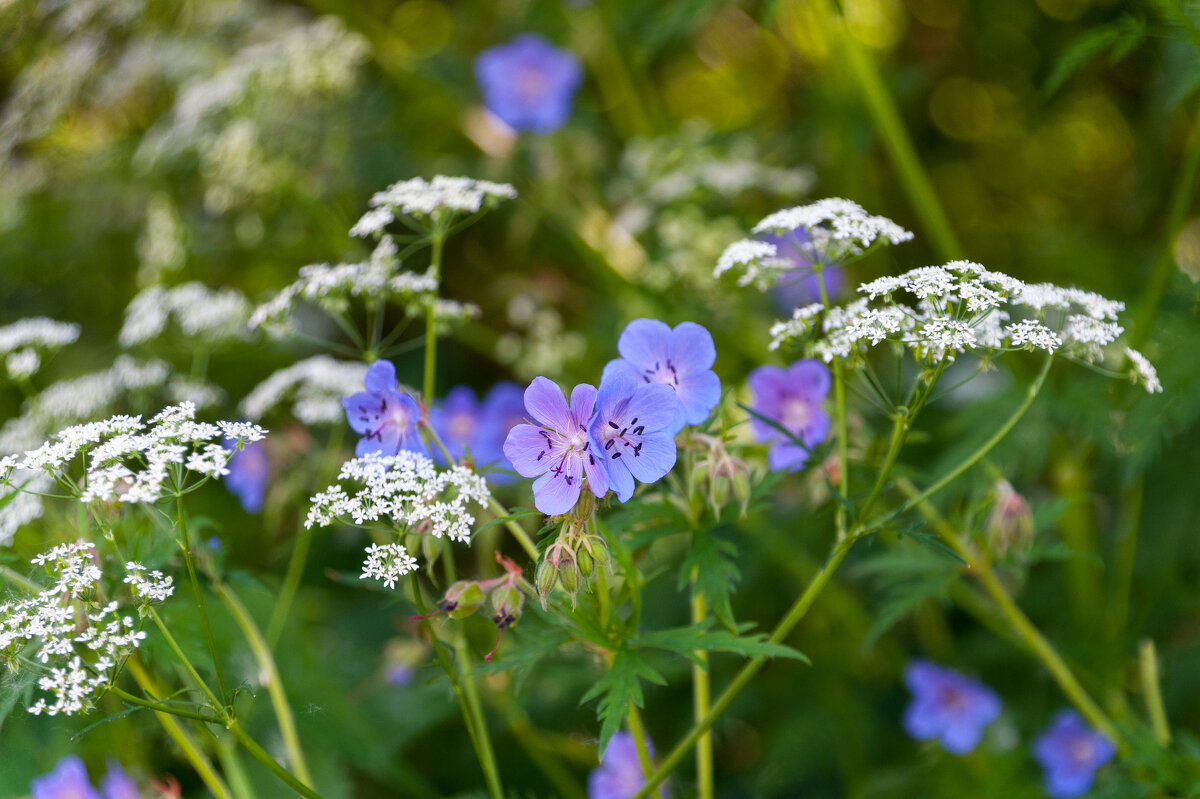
[538,521,611,609]
[417,552,526,661]
[690,432,751,517]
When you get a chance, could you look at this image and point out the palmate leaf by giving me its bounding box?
[679,526,740,632]
[856,543,961,649]
[580,648,666,754]
[633,620,808,666]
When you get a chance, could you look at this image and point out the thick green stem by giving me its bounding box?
[215,582,314,788]
[423,234,445,402]
[126,659,233,799]
[827,2,964,262]
[1139,639,1171,746]
[175,494,229,705]
[626,701,656,778]
[691,589,714,799]
[228,721,326,799]
[898,478,1124,749]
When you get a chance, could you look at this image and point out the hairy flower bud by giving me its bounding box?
[577,547,594,578]
[491,584,524,629]
[440,580,485,619]
[535,559,558,609]
[987,480,1034,558]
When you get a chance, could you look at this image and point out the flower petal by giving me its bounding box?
[583,443,610,498]
[364,360,398,393]
[667,321,716,374]
[569,383,598,429]
[503,424,553,478]
[623,432,677,485]
[532,459,582,515]
[674,369,720,427]
[601,358,641,387]
[617,318,671,371]
[595,369,638,422]
[606,456,635,502]
[788,359,832,402]
[356,426,400,458]
[524,376,572,432]
[343,391,384,435]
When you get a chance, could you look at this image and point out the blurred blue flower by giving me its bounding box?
[602,319,721,434]
[747,359,831,471]
[479,381,527,482]
[430,385,485,463]
[902,659,1001,755]
[503,377,609,515]
[1033,709,1116,797]
[762,227,844,311]
[587,730,664,799]
[343,360,425,458]
[588,370,678,503]
[31,756,100,799]
[475,34,582,133]
[98,758,139,799]
[223,437,269,513]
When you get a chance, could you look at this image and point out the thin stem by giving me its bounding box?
[0,563,42,593]
[110,687,221,724]
[266,525,316,649]
[228,721,325,799]
[1139,639,1171,746]
[215,582,314,788]
[626,701,656,778]
[423,234,445,402]
[217,736,261,799]
[691,588,714,799]
[815,265,851,539]
[492,696,587,799]
[487,496,540,560]
[898,478,1125,749]
[147,607,227,720]
[631,535,858,799]
[454,631,505,799]
[175,493,229,706]
[125,659,233,799]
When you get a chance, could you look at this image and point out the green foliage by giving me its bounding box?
[633,619,808,664]
[679,526,741,631]
[579,648,666,754]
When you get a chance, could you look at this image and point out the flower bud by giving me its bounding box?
[987,480,1034,558]
[535,559,558,608]
[491,584,524,629]
[577,547,594,578]
[440,580,485,619]
[557,551,579,595]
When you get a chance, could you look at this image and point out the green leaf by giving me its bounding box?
[473,506,543,534]
[580,649,666,754]
[892,527,967,565]
[634,621,808,664]
[1043,15,1146,97]
[679,527,740,631]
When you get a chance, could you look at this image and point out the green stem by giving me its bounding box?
[454,631,505,799]
[827,1,964,262]
[1107,478,1143,644]
[126,659,233,799]
[814,265,850,539]
[1130,102,1200,349]
[175,493,229,706]
[423,234,445,402]
[691,589,714,799]
[626,701,656,778]
[898,478,1124,749]
[217,736,261,799]
[0,563,41,593]
[487,496,540,560]
[266,525,315,649]
[631,535,858,799]
[493,697,587,799]
[1139,639,1171,746]
[228,721,325,799]
[147,607,227,720]
[215,582,314,788]
[111,687,221,723]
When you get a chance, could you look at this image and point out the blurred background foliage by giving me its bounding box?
[2,0,1200,796]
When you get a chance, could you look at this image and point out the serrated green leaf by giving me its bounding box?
[580,649,666,754]
[679,527,740,631]
[1043,15,1146,97]
[633,621,808,664]
[892,527,967,565]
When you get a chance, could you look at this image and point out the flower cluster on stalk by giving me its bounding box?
[0,317,79,382]
[119,282,251,347]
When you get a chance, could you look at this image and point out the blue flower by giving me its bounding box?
[98,759,139,799]
[747,359,831,471]
[587,731,664,799]
[1033,709,1116,798]
[223,437,269,513]
[764,227,845,312]
[602,319,721,435]
[588,369,678,503]
[31,756,100,799]
[902,659,1001,755]
[430,385,485,463]
[342,360,425,458]
[475,34,583,133]
[503,377,610,515]
[479,381,527,482]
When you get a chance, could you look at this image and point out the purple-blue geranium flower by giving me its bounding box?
[902,659,1001,755]
[223,437,269,513]
[475,34,582,133]
[587,730,665,799]
[747,359,831,471]
[588,370,678,502]
[602,319,721,435]
[343,360,425,458]
[1033,709,1116,798]
[762,227,844,312]
[430,385,485,464]
[98,759,139,799]
[479,381,527,482]
[503,377,610,515]
[31,756,100,799]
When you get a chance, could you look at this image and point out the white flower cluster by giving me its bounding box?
[351,175,516,235]
[0,470,53,547]
[0,318,80,381]
[768,262,1152,380]
[119,282,251,347]
[1,543,150,716]
[7,402,266,504]
[1125,347,1162,394]
[307,450,490,545]
[123,563,175,603]
[360,542,419,589]
[715,199,913,289]
[240,355,368,424]
[249,236,439,335]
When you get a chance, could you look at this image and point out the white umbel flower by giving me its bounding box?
[239,356,368,424]
[1125,348,1162,394]
[0,318,80,355]
[119,282,251,347]
[358,175,516,230]
[360,543,419,589]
